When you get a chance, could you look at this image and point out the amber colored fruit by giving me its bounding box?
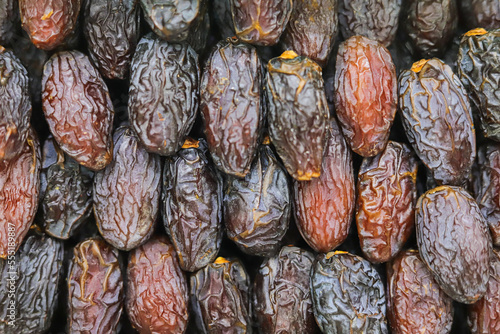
[334,35,397,157]
[399,58,475,186]
[294,119,354,253]
[387,250,454,334]
[0,129,40,258]
[266,50,330,181]
[42,50,114,171]
[416,186,492,304]
[280,0,338,67]
[68,238,123,334]
[459,0,500,30]
[468,249,500,334]
[126,235,189,334]
[356,141,417,263]
[19,0,81,50]
[200,39,264,177]
[231,0,293,46]
[94,126,161,251]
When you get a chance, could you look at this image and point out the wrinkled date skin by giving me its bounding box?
[224,144,290,257]
[458,29,500,141]
[83,0,140,79]
[0,0,16,45]
[126,235,189,334]
[338,0,402,47]
[266,51,330,181]
[68,238,123,334]
[356,141,417,263]
[0,47,31,161]
[129,33,199,156]
[403,0,457,57]
[294,119,354,253]
[41,137,93,240]
[94,126,161,251]
[335,35,397,157]
[0,129,40,258]
[468,249,500,334]
[387,250,454,334]
[231,0,293,46]
[0,234,63,334]
[253,246,316,334]
[311,251,388,334]
[163,138,222,272]
[416,186,492,304]
[19,0,81,50]
[399,58,475,186]
[42,50,114,171]
[200,39,263,177]
[190,257,252,334]
[280,0,338,67]
[459,0,500,30]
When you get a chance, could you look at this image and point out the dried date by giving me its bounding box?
[0,0,16,45]
[459,0,500,30]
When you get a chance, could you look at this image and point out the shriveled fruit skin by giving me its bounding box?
[19,0,81,50]
[200,40,263,177]
[334,35,397,157]
[403,0,457,57]
[338,0,402,47]
[224,144,290,257]
[294,119,354,253]
[163,138,222,272]
[0,0,16,45]
[231,0,293,46]
[387,250,454,334]
[94,126,161,251]
[42,50,114,171]
[280,0,338,67]
[126,235,189,334]
[253,246,316,334]
[468,249,500,334]
[41,137,93,240]
[0,129,40,258]
[266,51,330,181]
[68,238,123,334]
[311,251,388,334]
[83,0,140,79]
[416,186,492,304]
[0,234,63,334]
[356,141,417,263]
[459,0,500,30]
[129,33,199,156]
[212,0,235,39]
[0,47,31,161]
[399,58,475,186]
[457,29,500,141]
[190,258,252,334]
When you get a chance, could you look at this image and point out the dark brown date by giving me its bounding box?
[356,141,417,263]
[163,138,222,272]
[253,246,316,334]
[460,0,500,30]
[42,50,114,171]
[126,235,189,334]
[67,238,123,334]
[94,126,161,251]
[266,51,330,181]
[129,33,199,156]
[416,186,492,304]
[294,119,354,253]
[387,250,454,334]
[200,39,263,177]
[399,58,475,186]
[0,0,16,45]
[335,35,397,157]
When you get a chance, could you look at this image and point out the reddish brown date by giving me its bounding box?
[356,141,417,263]
[68,238,123,334]
[126,235,189,334]
[334,35,397,157]
[294,119,354,253]
[19,0,81,50]
[42,50,114,171]
[387,250,454,334]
